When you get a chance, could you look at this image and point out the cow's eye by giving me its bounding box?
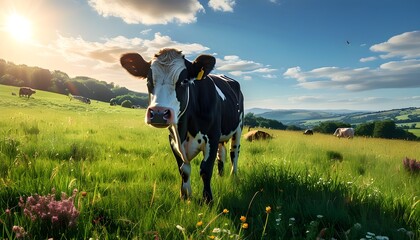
[180,79,190,86]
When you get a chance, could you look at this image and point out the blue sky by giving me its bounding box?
[1,0,419,111]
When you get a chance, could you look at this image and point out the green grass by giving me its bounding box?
[1,84,419,239]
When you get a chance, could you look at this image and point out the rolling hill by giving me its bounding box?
[248,107,420,128]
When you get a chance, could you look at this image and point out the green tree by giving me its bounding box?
[355,122,375,137]
[313,121,350,134]
[373,120,395,138]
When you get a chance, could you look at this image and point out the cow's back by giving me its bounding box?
[209,75,244,136]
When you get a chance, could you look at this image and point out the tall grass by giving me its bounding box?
[0,85,419,239]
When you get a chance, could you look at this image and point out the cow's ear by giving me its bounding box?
[120,53,151,79]
[191,54,216,80]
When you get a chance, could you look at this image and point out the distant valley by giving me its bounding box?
[246,107,420,128]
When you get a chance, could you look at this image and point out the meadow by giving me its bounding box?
[0,85,419,239]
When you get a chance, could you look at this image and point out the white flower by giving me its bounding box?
[176,225,185,231]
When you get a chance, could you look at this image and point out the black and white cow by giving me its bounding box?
[120,48,244,202]
[69,94,91,104]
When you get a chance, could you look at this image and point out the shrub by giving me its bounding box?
[18,189,80,238]
[121,99,133,108]
[326,151,343,161]
[402,157,420,174]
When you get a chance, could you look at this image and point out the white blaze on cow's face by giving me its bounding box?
[146,54,187,127]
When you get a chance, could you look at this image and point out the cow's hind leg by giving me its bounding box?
[217,143,226,176]
[200,138,219,203]
[230,128,242,175]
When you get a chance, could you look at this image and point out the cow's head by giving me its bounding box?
[120,48,216,128]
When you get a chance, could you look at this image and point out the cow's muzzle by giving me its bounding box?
[146,106,175,128]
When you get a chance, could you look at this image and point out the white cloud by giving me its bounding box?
[216,55,277,78]
[208,0,236,12]
[288,95,323,103]
[88,0,204,25]
[370,31,420,59]
[284,31,420,92]
[360,56,377,62]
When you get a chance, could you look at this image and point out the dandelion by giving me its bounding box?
[223,209,229,214]
[261,206,271,240]
[196,221,203,227]
[209,236,216,239]
[242,223,249,229]
[240,215,246,223]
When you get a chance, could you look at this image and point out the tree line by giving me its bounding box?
[245,113,419,141]
[0,59,148,106]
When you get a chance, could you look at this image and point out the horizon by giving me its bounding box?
[1,0,419,111]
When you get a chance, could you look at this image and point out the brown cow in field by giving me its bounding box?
[19,87,36,98]
[244,130,272,142]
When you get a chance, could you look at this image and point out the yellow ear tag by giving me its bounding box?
[196,68,204,80]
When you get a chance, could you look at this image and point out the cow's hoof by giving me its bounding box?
[180,180,192,200]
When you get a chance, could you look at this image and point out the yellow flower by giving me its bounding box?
[240,215,246,223]
[266,206,272,214]
[196,221,203,227]
[242,223,249,229]
[209,235,216,239]
[223,209,229,214]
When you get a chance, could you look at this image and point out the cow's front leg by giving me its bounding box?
[169,135,192,199]
[200,139,218,203]
[217,143,226,176]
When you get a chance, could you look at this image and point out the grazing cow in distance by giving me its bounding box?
[244,130,272,142]
[303,129,313,135]
[120,48,244,203]
[333,128,354,138]
[19,87,36,98]
[69,94,91,104]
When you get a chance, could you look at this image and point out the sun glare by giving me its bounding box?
[6,13,33,42]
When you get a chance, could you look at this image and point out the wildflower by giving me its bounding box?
[242,223,249,229]
[265,206,271,214]
[81,191,87,197]
[223,209,229,214]
[209,236,216,239]
[5,208,11,215]
[176,225,185,232]
[196,221,203,227]
[240,215,246,223]
[317,214,323,219]
[12,225,27,239]
[198,213,204,217]
[212,228,221,233]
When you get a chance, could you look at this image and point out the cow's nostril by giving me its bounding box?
[149,109,155,119]
[163,109,171,120]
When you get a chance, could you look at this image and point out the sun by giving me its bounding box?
[5,13,33,42]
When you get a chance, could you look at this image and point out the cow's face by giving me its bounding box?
[120,48,215,128]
